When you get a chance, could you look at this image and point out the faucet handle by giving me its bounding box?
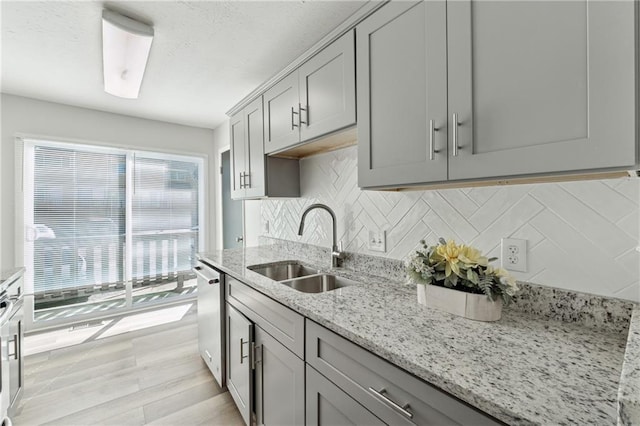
[338,241,344,252]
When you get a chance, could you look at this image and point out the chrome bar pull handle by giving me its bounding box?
[299,103,308,126]
[368,387,414,419]
[240,338,249,363]
[429,119,439,160]
[291,107,299,129]
[452,113,460,157]
[239,172,244,189]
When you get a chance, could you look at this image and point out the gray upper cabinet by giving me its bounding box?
[358,0,638,188]
[264,30,356,155]
[447,0,637,180]
[264,73,301,154]
[357,1,448,188]
[231,96,300,200]
[254,326,305,426]
[230,112,246,199]
[230,97,265,199]
[299,30,356,143]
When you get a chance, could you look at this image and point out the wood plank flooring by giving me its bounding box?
[13,303,244,426]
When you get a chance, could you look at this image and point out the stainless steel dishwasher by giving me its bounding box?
[194,261,225,388]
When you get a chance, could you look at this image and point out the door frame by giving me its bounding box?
[17,134,206,332]
[217,146,245,250]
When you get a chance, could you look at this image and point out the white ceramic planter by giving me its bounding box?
[417,284,503,322]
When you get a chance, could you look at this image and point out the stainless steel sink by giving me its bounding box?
[248,261,320,281]
[280,274,356,294]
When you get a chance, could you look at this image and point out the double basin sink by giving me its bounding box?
[248,261,357,294]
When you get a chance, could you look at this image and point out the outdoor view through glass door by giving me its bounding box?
[23,140,204,328]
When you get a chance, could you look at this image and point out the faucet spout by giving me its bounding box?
[297,203,344,267]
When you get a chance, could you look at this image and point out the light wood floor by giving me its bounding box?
[13,303,244,426]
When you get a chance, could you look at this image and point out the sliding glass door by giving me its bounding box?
[23,139,204,329]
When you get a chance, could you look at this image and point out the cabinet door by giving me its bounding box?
[264,72,300,154]
[230,112,246,199]
[447,0,637,180]
[299,30,356,143]
[254,327,304,426]
[306,365,384,426]
[357,1,448,188]
[226,303,253,426]
[244,97,266,199]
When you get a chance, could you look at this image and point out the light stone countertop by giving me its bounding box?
[199,247,629,426]
[618,306,640,425]
[0,267,25,293]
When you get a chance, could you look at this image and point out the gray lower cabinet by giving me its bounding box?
[306,365,384,426]
[226,303,254,426]
[230,96,300,200]
[254,326,305,426]
[306,320,501,426]
[264,30,356,155]
[226,278,305,425]
[358,0,638,188]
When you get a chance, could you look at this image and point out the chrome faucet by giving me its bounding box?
[297,203,345,268]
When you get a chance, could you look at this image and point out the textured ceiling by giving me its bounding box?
[1,1,366,129]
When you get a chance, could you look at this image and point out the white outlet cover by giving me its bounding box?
[501,238,527,272]
[368,230,386,253]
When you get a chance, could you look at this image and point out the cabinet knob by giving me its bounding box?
[236,236,244,243]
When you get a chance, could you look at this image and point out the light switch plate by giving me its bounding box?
[368,230,386,253]
[501,238,527,272]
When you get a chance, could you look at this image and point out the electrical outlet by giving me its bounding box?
[501,238,527,272]
[368,230,386,253]
[262,220,270,235]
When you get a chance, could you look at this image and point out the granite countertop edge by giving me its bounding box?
[618,305,640,425]
[0,267,25,293]
[199,248,630,426]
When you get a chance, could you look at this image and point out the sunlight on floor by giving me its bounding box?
[24,320,114,356]
[24,303,194,356]
[98,303,193,339]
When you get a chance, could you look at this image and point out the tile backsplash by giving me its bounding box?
[261,146,640,302]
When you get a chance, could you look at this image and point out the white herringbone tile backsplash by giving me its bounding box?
[261,146,640,302]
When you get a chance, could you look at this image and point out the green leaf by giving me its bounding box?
[466,268,479,284]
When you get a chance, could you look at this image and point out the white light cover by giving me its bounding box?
[102,10,154,99]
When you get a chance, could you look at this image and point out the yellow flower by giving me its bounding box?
[435,240,462,277]
[458,245,489,268]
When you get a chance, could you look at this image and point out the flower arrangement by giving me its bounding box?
[407,238,519,304]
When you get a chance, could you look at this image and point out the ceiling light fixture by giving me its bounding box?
[102,10,154,99]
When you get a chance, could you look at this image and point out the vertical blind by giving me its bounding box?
[31,143,201,296]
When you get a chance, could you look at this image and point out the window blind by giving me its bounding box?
[131,155,200,283]
[33,146,126,293]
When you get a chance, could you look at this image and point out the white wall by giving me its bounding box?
[260,146,640,302]
[0,93,215,270]
[212,121,229,251]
